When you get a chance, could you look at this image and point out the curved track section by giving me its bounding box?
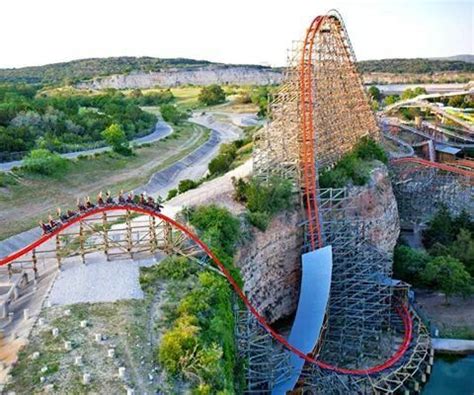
[392,157,474,178]
[0,204,413,376]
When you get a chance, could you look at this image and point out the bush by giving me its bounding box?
[246,211,270,231]
[208,143,237,176]
[167,188,178,200]
[354,136,388,164]
[160,104,187,125]
[178,179,198,194]
[234,176,293,231]
[319,138,387,188]
[198,85,226,106]
[23,149,68,176]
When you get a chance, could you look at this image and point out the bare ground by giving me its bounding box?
[415,289,474,338]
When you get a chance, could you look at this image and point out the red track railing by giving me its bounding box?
[0,205,412,375]
[392,157,474,178]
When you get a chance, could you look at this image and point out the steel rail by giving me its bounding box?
[0,204,413,375]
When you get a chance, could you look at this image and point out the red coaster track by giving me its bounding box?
[0,204,413,375]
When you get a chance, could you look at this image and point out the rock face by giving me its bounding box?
[345,164,400,253]
[236,163,399,324]
[76,66,283,90]
[236,211,304,324]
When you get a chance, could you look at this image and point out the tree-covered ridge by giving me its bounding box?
[358,58,474,74]
[0,84,165,155]
[1,56,472,85]
[0,57,274,84]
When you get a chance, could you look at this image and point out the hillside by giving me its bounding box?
[0,56,473,85]
[358,58,474,74]
[0,57,273,85]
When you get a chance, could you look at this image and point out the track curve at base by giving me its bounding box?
[0,204,413,376]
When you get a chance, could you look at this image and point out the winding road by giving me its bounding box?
[0,119,173,172]
[0,112,249,257]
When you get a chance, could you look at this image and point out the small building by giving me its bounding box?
[434,144,462,163]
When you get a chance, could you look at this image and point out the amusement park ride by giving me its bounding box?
[0,9,472,395]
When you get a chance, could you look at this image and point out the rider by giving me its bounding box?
[106,190,114,204]
[39,221,51,234]
[77,198,87,212]
[118,190,126,204]
[97,191,105,206]
[86,196,95,209]
[57,208,69,222]
[126,192,134,204]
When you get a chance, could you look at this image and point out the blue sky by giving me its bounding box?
[0,0,472,68]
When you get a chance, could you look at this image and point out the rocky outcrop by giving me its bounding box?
[236,211,304,324]
[345,164,400,253]
[236,163,399,324]
[76,66,283,90]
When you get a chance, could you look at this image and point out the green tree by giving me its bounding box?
[368,86,381,101]
[23,148,68,176]
[384,95,400,106]
[449,229,474,276]
[160,104,186,125]
[393,245,431,286]
[198,84,226,106]
[423,206,457,248]
[422,256,472,303]
[101,123,131,155]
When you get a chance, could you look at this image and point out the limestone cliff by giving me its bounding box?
[236,163,399,324]
[345,164,400,253]
[236,210,304,324]
[76,66,283,89]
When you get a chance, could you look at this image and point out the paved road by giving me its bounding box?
[0,119,173,172]
[0,112,250,258]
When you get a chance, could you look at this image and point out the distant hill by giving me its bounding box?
[0,57,273,85]
[431,54,474,63]
[0,56,472,85]
[358,58,474,74]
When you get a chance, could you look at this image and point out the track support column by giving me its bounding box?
[149,216,158,253]
[102,212,109,260]
[56,235,62,270]
[79,221,86,264]
[32,249,38,279]
[126,210,133,257]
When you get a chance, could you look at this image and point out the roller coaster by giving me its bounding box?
[1,9,473,395]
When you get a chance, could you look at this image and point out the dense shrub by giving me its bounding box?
[166,188,178,200]
[319,137,387,188]
[160,104,187,125]
[23,149,68,175]
[178,179,198,194]
[233,176,293,231]
[153,205,243,392]
[198,84,226,106]
[0,84,156,155]
[208,143,238,176]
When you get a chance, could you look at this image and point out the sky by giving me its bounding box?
[0,0,472,69]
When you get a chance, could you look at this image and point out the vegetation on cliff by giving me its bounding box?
[319,137,388,188]
[140,205,243,393]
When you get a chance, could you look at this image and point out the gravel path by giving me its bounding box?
[48,253,158,305]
